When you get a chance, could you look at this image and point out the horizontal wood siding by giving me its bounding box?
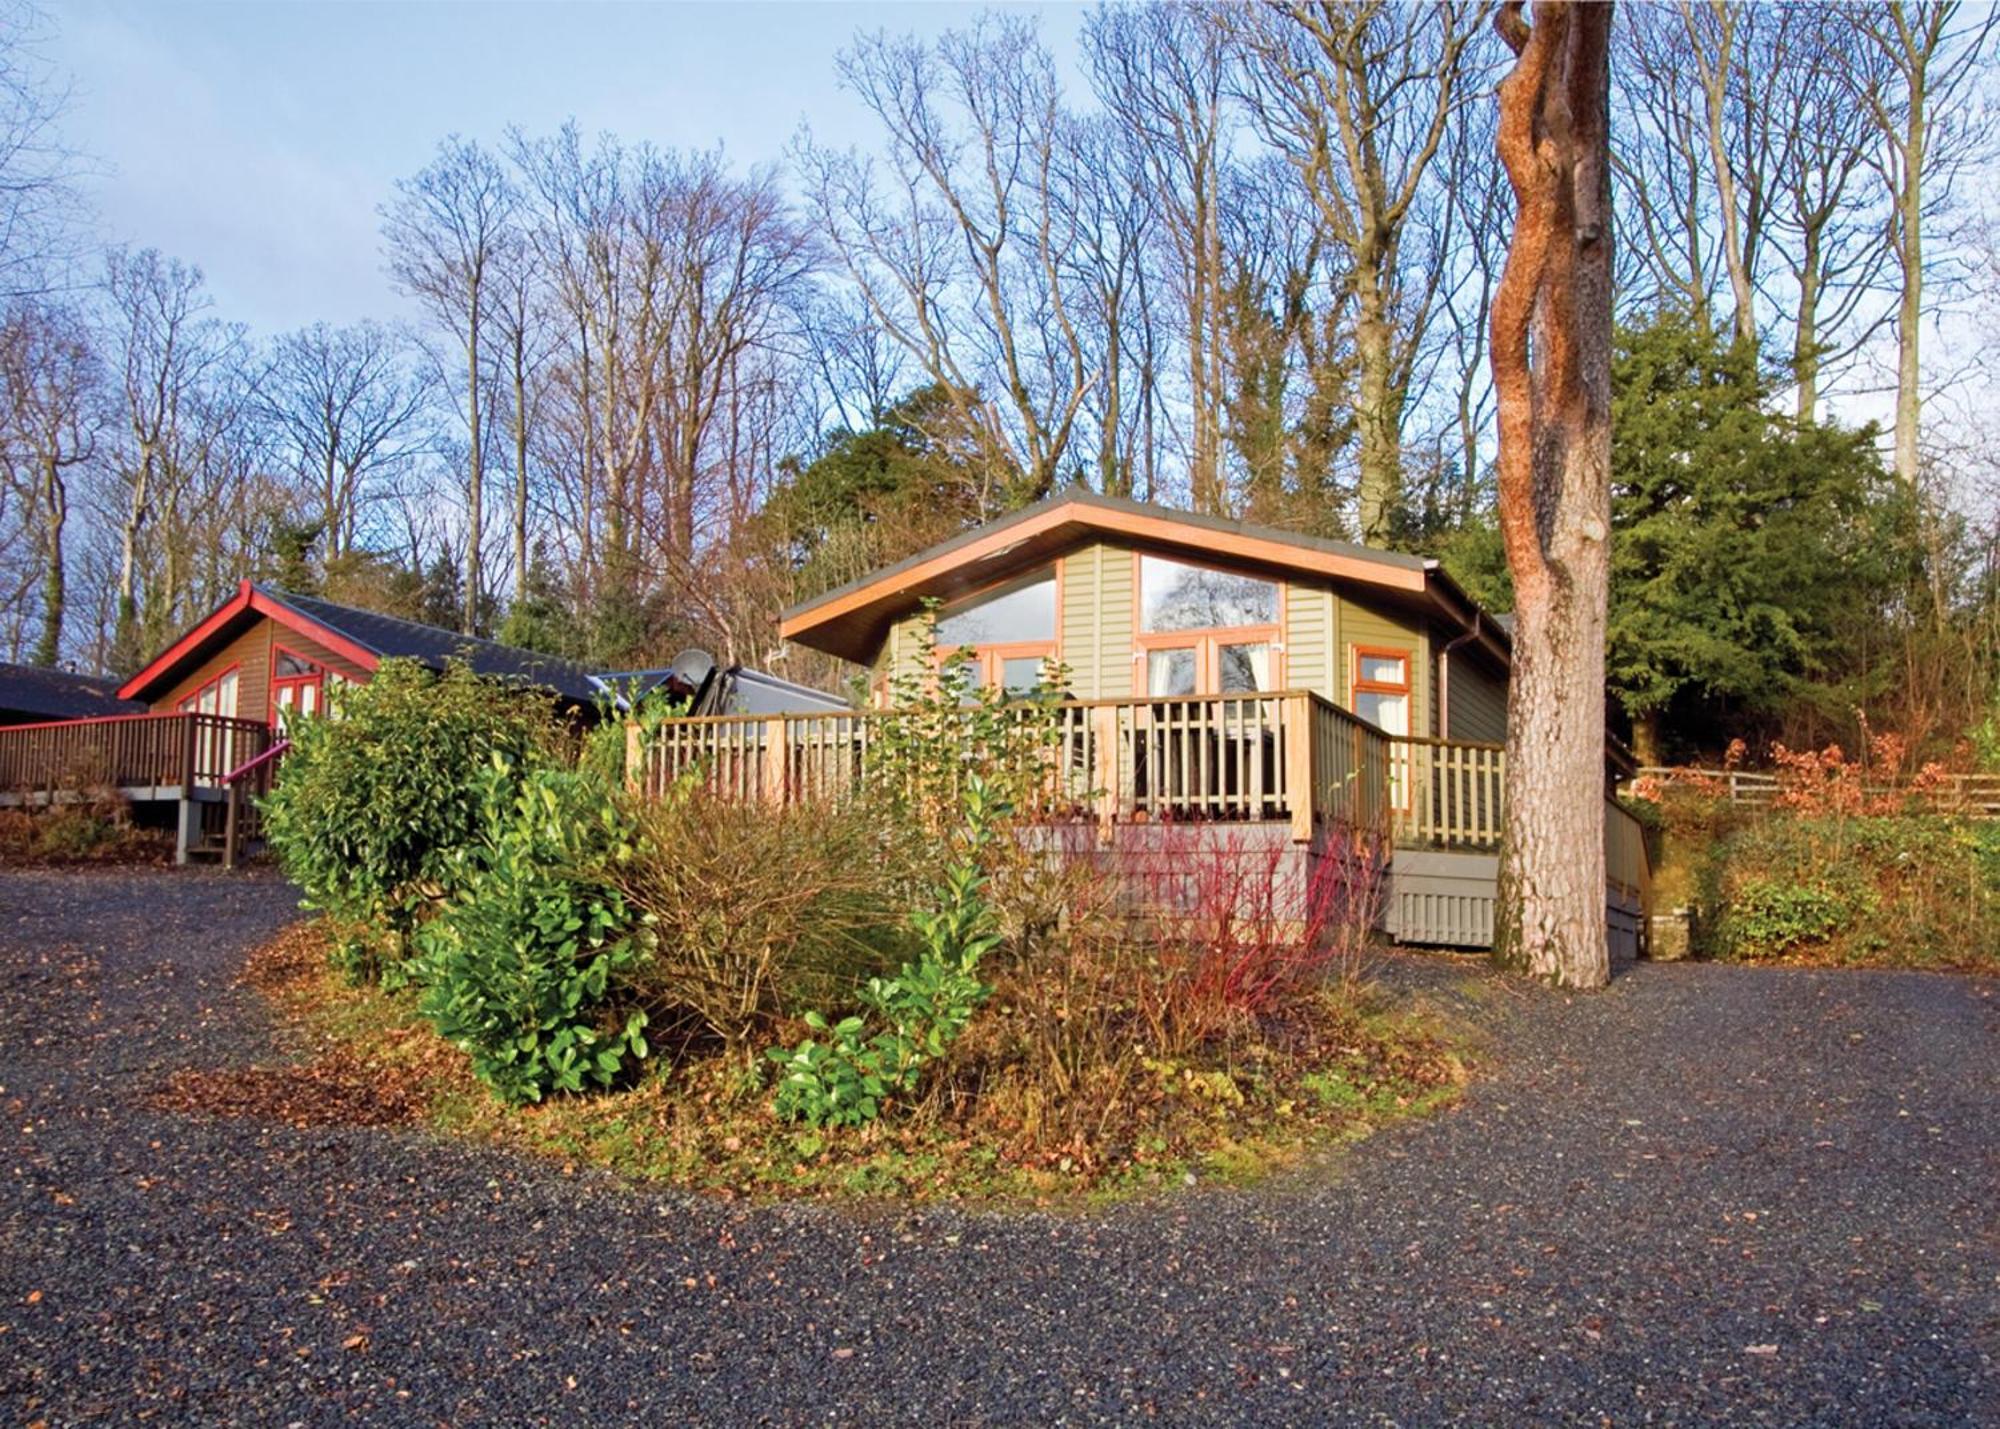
[1283,581,1334,701]
[1093,542,1135,698]
[1336,593,1430,735]
[1059,546,1101,698]
[1446,652,1507,744]
[155,621,271,721]
[151,614,373,724]
[272,625,370,685]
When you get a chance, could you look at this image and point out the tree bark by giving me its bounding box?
[1490,0,1615,989]
[32,454,64,668]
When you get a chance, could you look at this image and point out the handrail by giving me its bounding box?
[0,709,262,735]
[222,738,290,786]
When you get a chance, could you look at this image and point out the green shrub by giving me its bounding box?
[261,660,557,972]
[415,758,652,1104]
[1700,815,1998,970]
[1712,876,1866,960]
[767,777,1008,1128]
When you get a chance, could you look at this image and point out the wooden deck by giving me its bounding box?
[641,690,1651,952]
[0,712,275,863]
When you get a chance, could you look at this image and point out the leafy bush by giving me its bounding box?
[616,790,916,1053]
[415,758,652,1104]
[1700,815,1998,971]
[262,660,557,970]
[1712,876,1868,960]
[767,777,1007,1127]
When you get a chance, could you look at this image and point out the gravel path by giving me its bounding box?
[2,867,1994,1426]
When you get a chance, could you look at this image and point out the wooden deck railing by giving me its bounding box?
[0,712,271,797]
[639,691,1448,842]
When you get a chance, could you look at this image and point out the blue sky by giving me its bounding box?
[51,1,1085,336]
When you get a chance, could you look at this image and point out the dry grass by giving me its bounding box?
[187,918,1467,1204]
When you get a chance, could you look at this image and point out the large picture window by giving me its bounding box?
[176,667,239,719]
[934,572,1057,696]
[1136,554,1281,697]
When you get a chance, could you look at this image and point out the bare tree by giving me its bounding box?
[0,3,82,299]
[1489,0,1615,989]
[0,299,98,663]
[102,248,229,669]
[257,320,431,563]
[1854,0,1998,486]
[1228,0,1494,547]
[488,211,554,598]
[1611,4,1718,325]
[1084,2,1232,510]
[1763,7,1894,420]
[382,136,516,633]
[800,16,1095,509]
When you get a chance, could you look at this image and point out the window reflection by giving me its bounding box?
[936,574,1056,646]
[1140,555,1278,632]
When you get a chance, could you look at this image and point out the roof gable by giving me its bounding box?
[778,491,1474,666]
[117,581,608,706]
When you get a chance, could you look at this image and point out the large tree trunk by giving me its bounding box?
[1490,0,1615,989]
[1792,222,1822,422]
[1352,269,1402,548]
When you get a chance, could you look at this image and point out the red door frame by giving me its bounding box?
[269,644,327,728]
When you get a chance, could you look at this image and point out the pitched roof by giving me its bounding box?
[117,580,609,706]
[779,489,1504,666]
[258,588,608,704]
[0,662,145,722]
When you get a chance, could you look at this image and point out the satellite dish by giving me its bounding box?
[668,648,717,689]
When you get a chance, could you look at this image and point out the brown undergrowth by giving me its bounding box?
[173,917,1468,1204]
[0,803,174,866]
[152,923,473,1129]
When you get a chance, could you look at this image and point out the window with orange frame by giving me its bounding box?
[932,571,1059,697]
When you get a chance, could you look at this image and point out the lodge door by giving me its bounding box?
[271,648,326,728]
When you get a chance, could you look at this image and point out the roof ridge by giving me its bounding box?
[258,585,599,673]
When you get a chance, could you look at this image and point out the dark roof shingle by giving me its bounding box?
[259,588,608,704]
[0,662,145,722]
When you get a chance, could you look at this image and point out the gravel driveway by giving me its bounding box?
[2,867,1994,1425]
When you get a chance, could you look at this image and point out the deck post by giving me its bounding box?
[222,783,240,870]
[761,718,789,806]
[174,796,198,867]
[624,721,643,795]
[1091,704,1119,844]
[1285,693,1313,843]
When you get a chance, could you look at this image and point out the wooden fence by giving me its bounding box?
[0,712,270,800]
[1634,765,2000,817]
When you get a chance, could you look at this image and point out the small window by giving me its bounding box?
[936,573,1055,647]
[1140,555,1278,633]
[275,651,321,678]
[1353,646,1411,737]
